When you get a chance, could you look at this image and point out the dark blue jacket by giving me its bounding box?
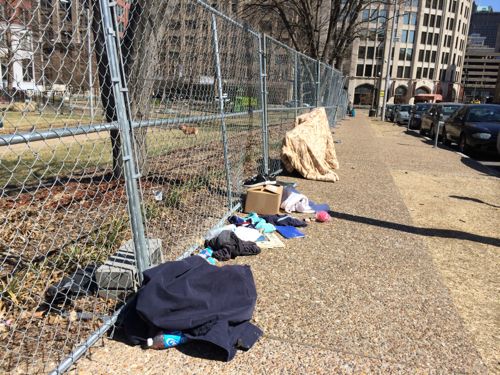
[120,256,262,361]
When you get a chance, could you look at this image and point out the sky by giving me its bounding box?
[474,1,499,11]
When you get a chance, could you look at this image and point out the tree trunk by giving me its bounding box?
[92,0,123,180]
[121,0,172,175]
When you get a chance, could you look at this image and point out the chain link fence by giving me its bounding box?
[0,0,347,373]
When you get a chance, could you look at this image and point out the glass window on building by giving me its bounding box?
[397,66,404,78]
[358,46,366,58]
[411,13,417,25]
[421,31,427,42]
[367,47,375,59]
[408,31,415,43]
[416,67,422,78]
[431,51,436,62]
[365,65,373,77]
[423,14,429,26]
[0,61,7,81]
[379,9,387,23]
[436,15,442,27]
[399,48,406,60]
[403,13,410,24]
[22,59,33,81]
[430,15,435,27]
[404,67,411,78]
[433,34,439,45]
[402,30,408,43]
[406,48,413,60]
[425,50,431,62]
[419,50,424,61]
[423,67,428,77]
[362,9,370,21]
[429,68,435,79]
[427,33,433,44]
[356,64,364,76]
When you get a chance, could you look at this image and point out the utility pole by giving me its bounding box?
[381,0,398,121]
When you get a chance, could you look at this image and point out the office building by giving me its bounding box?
[468,5,500,49]
[346,0,472,108]
[462,5,500,103]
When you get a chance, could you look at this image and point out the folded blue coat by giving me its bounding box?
[119,256,262,361]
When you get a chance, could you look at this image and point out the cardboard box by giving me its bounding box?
[244,185,283,215]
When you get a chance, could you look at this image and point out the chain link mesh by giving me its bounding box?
[0,0,346,372]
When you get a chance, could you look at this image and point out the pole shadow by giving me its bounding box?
[329,211,500,248]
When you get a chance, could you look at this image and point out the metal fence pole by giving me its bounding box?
[258,33,269,175]
[211,14,233,209]
[87,7,94,118]
[316,60,321,108]
[100,0,149,279]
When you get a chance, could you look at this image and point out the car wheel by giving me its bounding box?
[442,127,451,146]
[458,133,469,154]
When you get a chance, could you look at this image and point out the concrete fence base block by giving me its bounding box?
[96,238,163,299]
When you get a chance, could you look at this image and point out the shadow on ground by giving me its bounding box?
[330,211,500,248]
[460,157,500,178]
[449,195,500,208]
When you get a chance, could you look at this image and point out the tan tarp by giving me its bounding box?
[281,107,340,182]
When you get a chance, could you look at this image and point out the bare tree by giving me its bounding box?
[242,0,386,69]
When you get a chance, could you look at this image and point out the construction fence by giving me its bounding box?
[0,0,348,373]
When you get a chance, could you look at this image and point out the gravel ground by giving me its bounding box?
[71,113,490,374]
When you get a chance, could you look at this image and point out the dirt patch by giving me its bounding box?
[0,121,269,373]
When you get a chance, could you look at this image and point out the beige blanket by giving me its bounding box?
[281,107,340,182]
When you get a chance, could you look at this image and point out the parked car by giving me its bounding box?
[420,103,463,137]
[409,103,432,129]
[442,104,500,154]
[388,104,401,122]
[284,100,311,108]
[395,105,412,125]
[497,127,500,155]
[385,104,395,121]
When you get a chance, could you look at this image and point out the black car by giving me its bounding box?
[409,103,432,129]
[442,104,500,154]
[420,103,463,137]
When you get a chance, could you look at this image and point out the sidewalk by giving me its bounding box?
[73,113,496,374]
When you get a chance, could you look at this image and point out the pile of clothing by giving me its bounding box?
[119,186,331,362]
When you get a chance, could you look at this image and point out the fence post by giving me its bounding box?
[316,60,321,108]
[211,14,233,209]
[258,33,269,175]
[294,51,299,119]
[99,0,149,280]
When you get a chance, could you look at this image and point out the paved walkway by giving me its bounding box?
[74,113,490,374]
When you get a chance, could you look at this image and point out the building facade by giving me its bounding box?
[462,43,500,102]
[346,0,472,108]
[462,6,500,103]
